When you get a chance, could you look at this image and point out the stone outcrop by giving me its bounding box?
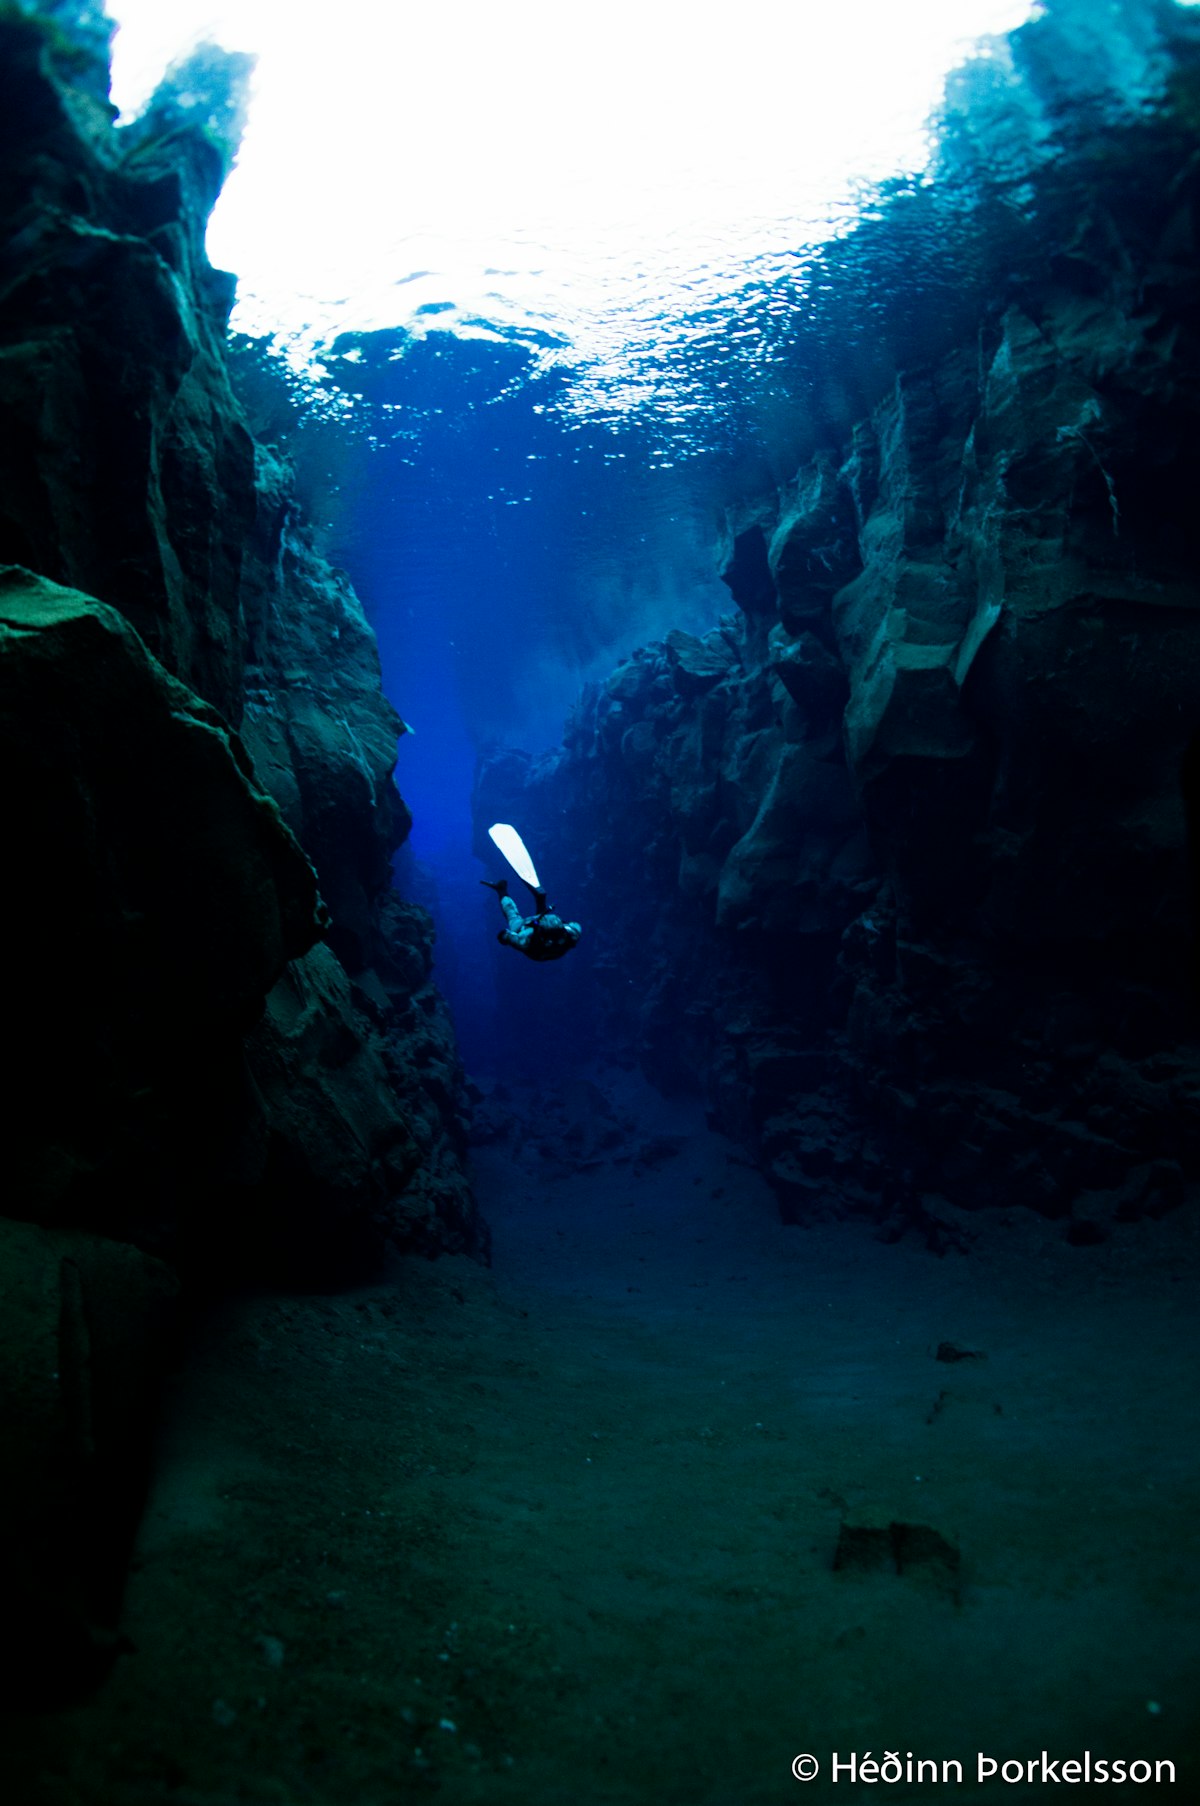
[476,2,1200,1244]
[0,2,481,1694]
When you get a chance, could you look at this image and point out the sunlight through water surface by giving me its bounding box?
[105,0,1041,432]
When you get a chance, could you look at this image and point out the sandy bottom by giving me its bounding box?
[11,1073,1200,1804]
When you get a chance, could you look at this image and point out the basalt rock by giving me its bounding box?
[0,7,480,1269]
[476,12,1200,1239]
[0,569,323,1237]
[0,4,481,1697]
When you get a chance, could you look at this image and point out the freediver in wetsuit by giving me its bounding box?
[480,876,582,964]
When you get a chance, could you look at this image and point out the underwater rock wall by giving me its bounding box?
[477,100,1200,1241]
[0,3,478,1695]
[234,447,478,1266]
[0,4,479,1265]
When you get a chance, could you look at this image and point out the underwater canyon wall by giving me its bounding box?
[476,0,1200,1247]
[0,1,480,1699]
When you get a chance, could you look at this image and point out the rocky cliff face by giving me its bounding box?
[0,3,480,1697]
[0,3,482,1262]
[476,6,1200,1250]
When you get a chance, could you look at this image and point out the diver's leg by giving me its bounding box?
[500,896,524,935]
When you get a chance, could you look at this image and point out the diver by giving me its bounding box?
[481,875,581,963]
[480,820,581,964]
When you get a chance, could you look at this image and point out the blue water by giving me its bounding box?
[226,0,1199,1046]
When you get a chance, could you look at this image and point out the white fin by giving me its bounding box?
[488,822,541,888]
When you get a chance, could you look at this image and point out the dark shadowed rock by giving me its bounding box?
[0,1217,176,1704]
[833,1520,961,1601]
[0,568,323,1230]
[721,525,777,617]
